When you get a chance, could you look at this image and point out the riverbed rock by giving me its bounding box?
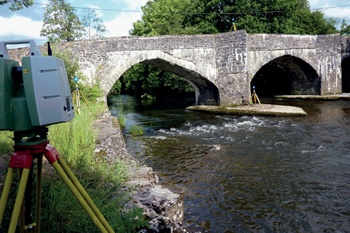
[93,110,190,232]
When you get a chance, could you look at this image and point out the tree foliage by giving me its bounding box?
[0,0,33,11]
[41,0,84,42]
[80,8,107,40]
[120,64,194,100]
[131,0,337,36]
[341,19,350,35]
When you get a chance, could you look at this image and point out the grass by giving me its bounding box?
[0,131,13,156]
[129,125,145,136]
[117,112,126,127]
[0,102,149,232]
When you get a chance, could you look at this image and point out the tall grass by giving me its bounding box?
[129,125,145,136]
[117,112,126,127]
[0,131,13,156]
[0,102,148,232]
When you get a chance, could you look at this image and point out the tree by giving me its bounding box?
[0,0,33,11]
[188,0,337,35]
[40,0,84,42]
[341,19,350,35]
[131,0,337,36]
[130,0,197,36]
[120,64,194,100]
[79,8,107,40]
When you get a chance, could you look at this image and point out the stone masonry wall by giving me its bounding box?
[247,33,342,95]
[248,34,317,50]
[316,34,342,94]
[247,34,318,91]
[5,32,345,105]
[215,30,249,105]
[62,34,219,99]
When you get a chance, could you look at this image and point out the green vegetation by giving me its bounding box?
[0,131,13,156]
[341,19,350,35]
[117,113,126,127]
[0,0,33,11]
[40,0,106,42]
[0,102,148,232]
[131,0,337,36]
[0,46,148,232]
[114,64,195,101]
[129,125,145,136]
[40,0,84,42]
[80,8,107,40]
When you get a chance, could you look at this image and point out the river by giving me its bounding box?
[108,95,350,232]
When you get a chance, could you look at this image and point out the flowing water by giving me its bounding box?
[108,95,350,232]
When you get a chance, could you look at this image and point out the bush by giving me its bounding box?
[0,131,13,156]
[130,125,145,136]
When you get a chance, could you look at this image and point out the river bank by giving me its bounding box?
[93,110,191,232]
[0,110,190,232]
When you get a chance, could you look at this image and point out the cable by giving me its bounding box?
[30,1,350,15]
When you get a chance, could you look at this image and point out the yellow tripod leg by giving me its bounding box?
[8,168,30,233]
[0,167,14,225]
[50,161,110,233]
[59,157,114,233]
[76,89,81,114]
[79,90,92,112]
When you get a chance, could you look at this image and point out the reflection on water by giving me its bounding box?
[109,96,350,232]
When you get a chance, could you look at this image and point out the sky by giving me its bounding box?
[0,0,350,47]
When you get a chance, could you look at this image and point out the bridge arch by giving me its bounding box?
[105,50,220,105]
[342,56,350,93]
[251,55,320,97]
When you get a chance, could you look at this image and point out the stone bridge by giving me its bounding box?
[13,30,350,105]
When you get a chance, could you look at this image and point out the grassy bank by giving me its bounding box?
[0,103,148,232]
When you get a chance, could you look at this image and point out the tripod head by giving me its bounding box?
[0,40,74,134]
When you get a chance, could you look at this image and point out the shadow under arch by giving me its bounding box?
[342,56,350,93]
[141,58,220,105]
[251,55,320,98]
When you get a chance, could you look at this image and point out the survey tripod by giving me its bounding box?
[0,128,114,233]
[251,86,261,104]
[72,77,91,114]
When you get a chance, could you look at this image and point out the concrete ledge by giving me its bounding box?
[186,104,307,116]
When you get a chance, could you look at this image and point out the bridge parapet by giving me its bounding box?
[248,34,317,51]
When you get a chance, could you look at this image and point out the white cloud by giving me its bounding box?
[308,1,350,17]
[104,12,143,37]
[321,7,350,20]
[0,16,45,41]
[103,0,148,37]
[126,0,149,10]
